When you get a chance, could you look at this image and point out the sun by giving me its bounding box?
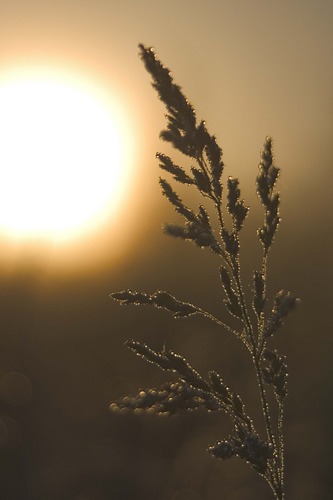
[0,67,133,243]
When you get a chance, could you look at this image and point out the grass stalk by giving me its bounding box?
[110,44,298,499]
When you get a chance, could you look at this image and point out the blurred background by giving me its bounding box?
[0,1,332,498]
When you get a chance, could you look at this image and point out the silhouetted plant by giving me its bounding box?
[110,44,299,500]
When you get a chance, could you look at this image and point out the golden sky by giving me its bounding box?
[1,0,332,271]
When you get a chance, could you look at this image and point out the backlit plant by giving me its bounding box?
[110,44,298,500]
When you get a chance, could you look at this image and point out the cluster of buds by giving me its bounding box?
[264,289,299,338]
[262,349,288,400]
[164,220,219,251]
[209,432,273,475]
[110,381,219,416]
[256,137,280,253]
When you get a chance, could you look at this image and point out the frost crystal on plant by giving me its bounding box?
[110,44,299,500]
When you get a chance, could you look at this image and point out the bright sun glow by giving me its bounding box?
[0,68,133,243]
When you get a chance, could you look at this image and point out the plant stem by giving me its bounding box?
[232,259,285,498]
[277,401,285,499]
[232,262,274,435]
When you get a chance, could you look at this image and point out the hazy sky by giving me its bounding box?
[1,0,332,269]
[0,2,332,499]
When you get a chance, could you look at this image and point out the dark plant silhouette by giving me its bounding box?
[110,44,299,500]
